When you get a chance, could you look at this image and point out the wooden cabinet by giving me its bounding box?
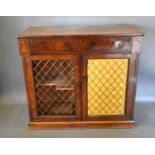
[17,25,144,129]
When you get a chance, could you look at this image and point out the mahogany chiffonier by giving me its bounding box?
[17,25,144,129]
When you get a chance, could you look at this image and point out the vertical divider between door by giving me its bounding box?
[81,55,88,120]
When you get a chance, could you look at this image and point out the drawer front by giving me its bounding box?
[29,37,132,54]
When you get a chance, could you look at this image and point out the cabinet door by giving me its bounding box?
[82,54,137,121]
[24,55,81,121]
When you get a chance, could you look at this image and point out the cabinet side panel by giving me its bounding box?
[22,57,37,121]
[125,54,140,119]
[22,57,32,121]
[24,57,38,120]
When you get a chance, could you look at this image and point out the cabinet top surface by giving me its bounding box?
[17,24,144,38]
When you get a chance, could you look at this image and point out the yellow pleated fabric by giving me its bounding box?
[88,59,128,115]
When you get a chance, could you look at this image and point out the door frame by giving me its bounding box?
[23,55,81,122]
[82,53,138,121]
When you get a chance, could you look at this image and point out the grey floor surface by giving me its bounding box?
[0,101,155,138]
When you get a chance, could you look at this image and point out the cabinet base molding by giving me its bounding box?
[28,121,135,129]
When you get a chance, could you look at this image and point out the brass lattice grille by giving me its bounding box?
[88,59,128,116]
[32,59,76,116]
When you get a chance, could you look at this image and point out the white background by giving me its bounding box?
[0,0,154,154]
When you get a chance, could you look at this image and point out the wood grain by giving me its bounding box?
[29,36,132,54]
[28,120,136,129]
[17,24,144,37]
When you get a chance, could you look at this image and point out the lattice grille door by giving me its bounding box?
[32,59,76,116]
[87,58,128,116]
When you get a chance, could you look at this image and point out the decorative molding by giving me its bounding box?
[18,38,29,55]
[132,37,143,53]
